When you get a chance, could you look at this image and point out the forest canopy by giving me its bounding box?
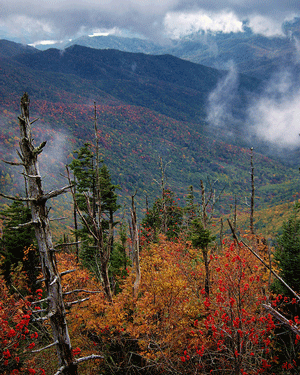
[1,94,300,375]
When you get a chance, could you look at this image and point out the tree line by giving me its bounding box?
[1,94,300,374]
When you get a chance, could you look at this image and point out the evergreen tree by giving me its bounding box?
[183,185,199,232]
[0,201,39,288]
[110,222,130,294]
[141,188,183,242]
[69,143,121,298]
[188,217,215,296]
[69,143,120,226]
[273,203,300,296]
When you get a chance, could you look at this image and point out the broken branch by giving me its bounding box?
[31,340,58,353]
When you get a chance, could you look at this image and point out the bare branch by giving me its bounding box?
[50,275,59,286]
[250,147,255,234]
[39,184,73,202]
[31,297,50,305]
[11,219,39,229]
[65,297,90,308]
[33,140,47,155]
[75,354,104,364]
[21,172,42,179]
[54,241,81,249]
[227,219,300,302]
[31,340,58,353]
[54,355,104,375]
[49,216,68,222]
[32,309,56,322]
[131,193,140,298]
[16,149,24,163]
[31,308,48,314]
[0,192,35,202]
[63,289,102,295]
[263,304,300,336]
[60,269,76,277]
[53,365,66,375]
[17,93,77,374]
[30,117,39,125]
[2,159,24,166]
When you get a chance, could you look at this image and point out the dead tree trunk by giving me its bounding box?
[250,147,255,235]
[130,193,140,298]
[159,157,167,235]
[67,102,113,302]
[93,101,113,302]
[18,94,77,375]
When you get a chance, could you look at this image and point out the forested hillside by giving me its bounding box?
[65,18,300,80]
[1,40,299,227]
[1,39,300,374]
[1,94,300,374]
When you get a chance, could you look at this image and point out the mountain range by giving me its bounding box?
[0,37,299,229]
[30,17,300,81]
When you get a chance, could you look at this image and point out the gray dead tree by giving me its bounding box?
[250,147,255,234]
[130,192,141,298]
[66,102,114,302]
[1,94,102,374]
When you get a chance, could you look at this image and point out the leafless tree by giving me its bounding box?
[250,147,255,234]
[67,102,113,302]
[130,192,140,298]
[1,94,103,374]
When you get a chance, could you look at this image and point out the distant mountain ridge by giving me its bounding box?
[0,39,36,58]
[61,19,300,80]
[0,39,299,222]
[65,35,162,55]
[4,42,259,125]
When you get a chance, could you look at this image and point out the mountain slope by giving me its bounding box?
[64,35,162,54]
[0,40,299,223]
[64,20,300,80]
[4,44,261,126]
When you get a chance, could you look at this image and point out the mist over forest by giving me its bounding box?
[0,11,300,374]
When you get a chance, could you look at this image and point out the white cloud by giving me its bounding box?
[164,10,243,38]
[294,37,300,63]
[0,0,299,43]
[88,27,122,38]
[206,61,239,128]
[248,72,300,148]
[247,15,285,36]
[1,14,56,42]
[29,39,62,47]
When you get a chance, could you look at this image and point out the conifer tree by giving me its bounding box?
[273,203,300,296]
[68,105,120,301]
[141,188,183,242]
[0,201,38,287]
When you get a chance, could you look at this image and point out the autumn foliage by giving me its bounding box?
[2,229,300,374]
[0,265,44,375]
[29,232,298,375]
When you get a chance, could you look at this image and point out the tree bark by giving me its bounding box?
[131,193,140,298]
[18,93,77,375]
[250,147,255,234]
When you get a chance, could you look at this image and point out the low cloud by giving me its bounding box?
[248,71,300,148]
[206,61,239,129]
[206,59,300,151]
[294,37,300,63]
[247,15,285,37]
[0,0,299,43]
[164,11,243,38]
[32,124,70,190]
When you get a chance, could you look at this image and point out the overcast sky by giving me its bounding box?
[1,0,299,44]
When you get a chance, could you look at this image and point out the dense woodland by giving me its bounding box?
[1,39,300,224]
[1,94,300,375]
